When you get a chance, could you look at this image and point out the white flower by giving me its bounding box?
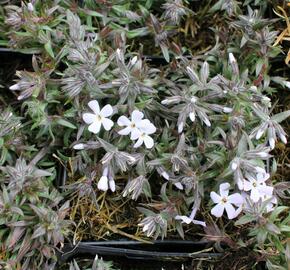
[269,137,275,150]
[97,175,109,191]
[132,122,156,149]
[244,173,273,203]
[128,119,156,149]
[231,160,239,171]
[97,167,115,192]
[117,110,147,139]
[117,110,156,148]
[109,177,116,192]
[174,182,183,190]
[161,171,170,180]
[9,84,20,90]
[27,2,34,12]
[83,100,114,134]
[73,143,85,150]
[210,183,243,219]
[175,215,206,227]
[283,81,290,89]
[229,53,236,64]
[223,107,233,113]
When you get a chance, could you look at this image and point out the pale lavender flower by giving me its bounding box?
[117,110,147,139]
[243,173,273,203]
[83,100,114,134]
[132,121,157,149]
[210,183,243,219]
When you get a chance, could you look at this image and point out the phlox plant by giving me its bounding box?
[1,0,290,269]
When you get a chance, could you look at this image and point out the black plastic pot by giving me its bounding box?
[59,240,222,268]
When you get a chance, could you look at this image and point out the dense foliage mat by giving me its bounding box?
[0,0,290,269]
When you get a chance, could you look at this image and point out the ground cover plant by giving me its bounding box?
[0,0,290,269]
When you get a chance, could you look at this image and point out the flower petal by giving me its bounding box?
[257,173,269,183]
[118,126,132,135]
[83,113,96,124]
[250,188,261,203]
[258,185,273,196]
[88,121,102,134]
[231,161,238,171]
[98,176,108,191]
[174,182,183,190]
[102,118,114,131]
[143,135,154,149]
[228,193,243,206]
[73,143,85,150]
[192,219,206,227]
[219,182,230,197]
[131,110,144,122]
[109,179,116,192]
[210,191,221,204]
[88,100,100,114]
[225,203,237,219]
[133,137,143,148]
[100,104,113,117]
[117,115,131,126]
[137,119,156,134]
[189,112,195,122]
[243,180,252,191]
[130,128,142,140]
[9,84,20,91]
[175,215,192,224]
[211,204,224,218]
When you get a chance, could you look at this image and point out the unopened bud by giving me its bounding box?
[27,2,34,12]
[73,143,85,150]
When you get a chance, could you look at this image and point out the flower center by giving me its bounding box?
[252,181,257,187]
[97,114,103,121]
[130,122,136,128]
[221,197,228,204]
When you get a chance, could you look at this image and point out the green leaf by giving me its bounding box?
[270,206,288,220]
[235,214,256,226]
[237,134,248,156]
[31,226,46,239]
[251,105,268,121]
[81,9,103,18]
[44,41,54,58]
[56,119,77,129]
[160,44,170,63]
[265,222,281,234]
[126,27,149,38]
[209,0,223,13]
[137,207,155,216]
[271,110,290,123]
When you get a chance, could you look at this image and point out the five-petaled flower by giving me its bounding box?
[118,110,157,149]
[83,100,114,134]
[132,121,156,149]
[210,182,243,219]
[117,110,147,139]
[243,173,273,203]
